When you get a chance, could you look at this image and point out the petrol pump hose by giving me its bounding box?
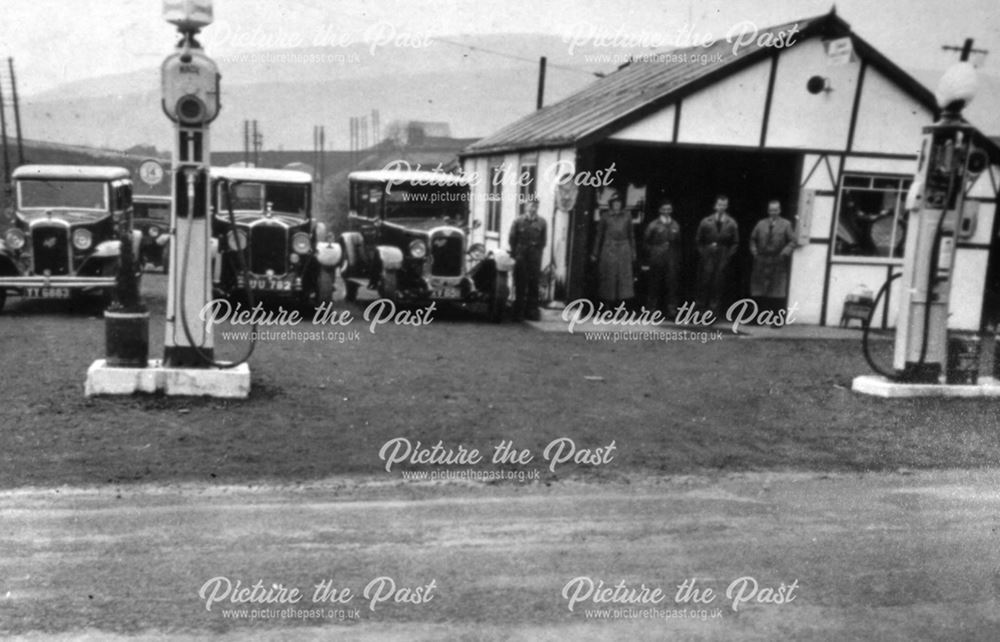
[861,272,902,378]
[177,173,257,368]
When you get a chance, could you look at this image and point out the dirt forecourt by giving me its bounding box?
[2,274,1000,639]
[1,274,998,488]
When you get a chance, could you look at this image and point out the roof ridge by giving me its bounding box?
[619,12,835,65]
[463,11,861,155]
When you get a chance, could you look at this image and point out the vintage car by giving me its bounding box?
[339,170,513,321]
[133,194,171,272]
[210,167,341,306]
[0,164,140,312]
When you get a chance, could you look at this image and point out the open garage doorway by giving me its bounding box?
[591,143,803,311]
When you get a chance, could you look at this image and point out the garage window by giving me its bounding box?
[834,174,911,259]
[486,160,503,236]
[518,154,538,212]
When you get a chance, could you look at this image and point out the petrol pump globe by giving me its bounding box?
[935,62,977,113]
[163,0,213,31]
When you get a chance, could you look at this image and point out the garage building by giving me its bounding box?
[460,10,1000,329]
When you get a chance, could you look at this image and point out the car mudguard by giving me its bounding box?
[490,248,515,273]
[339,231,364,272]
[92,240,122,258]
[376,245,404,272]
[316,241,343,267]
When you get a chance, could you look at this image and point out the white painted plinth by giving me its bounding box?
[852,375,1000,398]
[85,359,251,398]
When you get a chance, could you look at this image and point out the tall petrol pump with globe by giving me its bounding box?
[853,58,997,398]
[86,0,251,398]
[160,0,221,367]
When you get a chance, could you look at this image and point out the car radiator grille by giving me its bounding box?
[32,226,70,275]
[250,225,288,274]
[430,234,463,277]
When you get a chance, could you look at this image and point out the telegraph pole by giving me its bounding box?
[318,125,325,215]
[252,120,261,166]
[313,124,326,215]
[0,73,9,190]
[942,38,988,64]
[349,117,357,165]
[537,56,547,110]
[7,59,23,165]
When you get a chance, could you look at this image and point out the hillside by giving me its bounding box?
[19,34,617,152]
[15,34,1000,157]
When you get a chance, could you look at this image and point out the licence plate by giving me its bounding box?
[432,286,461,299]
[25,287,70,299]
[249,278,292,291]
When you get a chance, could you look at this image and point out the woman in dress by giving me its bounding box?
[590,191,636,307]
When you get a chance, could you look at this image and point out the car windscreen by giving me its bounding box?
[18,179,107,211]
[220,182,308,218]
[383,184,469,221]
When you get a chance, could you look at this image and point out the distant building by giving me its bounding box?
[385,121,453,147]
[461,10,1000,329]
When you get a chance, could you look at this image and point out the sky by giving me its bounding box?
[0,0,998,96]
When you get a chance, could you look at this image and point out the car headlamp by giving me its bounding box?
[72,228,93,251]
[4,228,26,251]
[292,232,311,255]
[409,239,427,259]
[148,225,161,238]
[226,228,248,251]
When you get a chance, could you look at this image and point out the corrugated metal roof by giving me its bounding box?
[464,11,934,156]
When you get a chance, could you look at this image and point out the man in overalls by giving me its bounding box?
[749,199,796,316]
[643,200,682,316]
[509,200,547,321]
[695,194,740,315]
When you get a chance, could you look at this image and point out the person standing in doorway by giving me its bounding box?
[695,194,739,315]
[749,199,796,317]
[591,191,636,307]
[509,200,547,321]
[643,200,682,317]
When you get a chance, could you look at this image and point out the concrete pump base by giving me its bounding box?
[85,359,250,398]
[852,374,1000,399]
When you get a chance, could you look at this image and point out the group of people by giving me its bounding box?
[589,193,796,318]
[506,193,797,322]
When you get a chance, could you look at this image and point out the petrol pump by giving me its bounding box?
[855,60,994,397]
[86,0,249,398]
[890,65,984,382]
[161,0,221,366]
